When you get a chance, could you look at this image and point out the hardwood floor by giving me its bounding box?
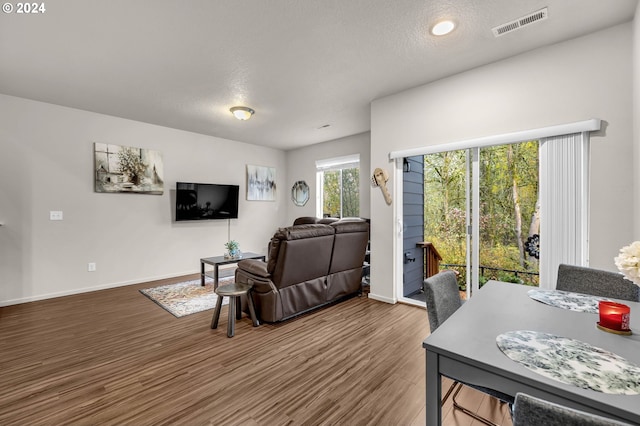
[0,275,511,425]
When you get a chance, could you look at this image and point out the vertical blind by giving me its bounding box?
[539,132,590,289]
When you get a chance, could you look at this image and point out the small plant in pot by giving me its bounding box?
[224,240,240,259]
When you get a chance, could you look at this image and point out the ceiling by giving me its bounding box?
[0,0,637,151]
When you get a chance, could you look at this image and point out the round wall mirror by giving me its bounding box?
[291,180,310,206]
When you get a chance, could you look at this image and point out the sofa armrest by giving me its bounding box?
[237,258,270,278]
[236,260,277,294]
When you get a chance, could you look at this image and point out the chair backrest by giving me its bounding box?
[512,392,630,426]
[423,270,462,333]
[556,264,639,302]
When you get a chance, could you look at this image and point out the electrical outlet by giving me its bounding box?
[50,211,63,221]
[88,262,96,272]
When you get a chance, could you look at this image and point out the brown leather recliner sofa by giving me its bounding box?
[235,218,369,322]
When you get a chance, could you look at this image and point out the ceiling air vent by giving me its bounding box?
[492,7,548,37]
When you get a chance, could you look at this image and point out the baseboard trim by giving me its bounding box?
[367,292,396,304]
[0,270,198,307]
[397,297,425,308]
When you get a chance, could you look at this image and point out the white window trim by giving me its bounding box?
[315,154,360,171]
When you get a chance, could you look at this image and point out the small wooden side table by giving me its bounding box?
[200,252,265,288]
[210,282,259,338]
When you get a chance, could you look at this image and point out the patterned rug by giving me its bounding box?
[140,277,231,317]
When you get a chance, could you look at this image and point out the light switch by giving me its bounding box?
[50,211,63,221]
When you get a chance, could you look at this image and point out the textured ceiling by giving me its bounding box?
[0,0,637,150]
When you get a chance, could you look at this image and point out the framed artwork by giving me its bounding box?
[246,164,276,201]
[94,143,164,194]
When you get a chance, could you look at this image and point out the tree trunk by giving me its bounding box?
[528,199,540,237]
[508,145,525,268]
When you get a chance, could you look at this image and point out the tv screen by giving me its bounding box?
[175,182,239,221]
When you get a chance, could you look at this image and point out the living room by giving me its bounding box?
[1,1,640,424]
[1,0,638,310]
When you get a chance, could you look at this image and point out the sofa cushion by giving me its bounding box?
[329,219,369,274]
[292,216,318,225]
[282,224,335,240]
[238,258,270,278]
[267,237,281,274]
[331,219,369,234]
[267,224,334,275]
[317,217,338,224]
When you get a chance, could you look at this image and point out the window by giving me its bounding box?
[316,154,360,218]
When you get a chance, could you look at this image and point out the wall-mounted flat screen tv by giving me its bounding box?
[175,182,239,221]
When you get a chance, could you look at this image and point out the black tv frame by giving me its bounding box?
[175,182,239,221]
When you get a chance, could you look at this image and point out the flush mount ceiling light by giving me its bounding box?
[431,20,456,36]
[230,106,255,121]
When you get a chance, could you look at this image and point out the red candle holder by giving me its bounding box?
[597,301,632,335]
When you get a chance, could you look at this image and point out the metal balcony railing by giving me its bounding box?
[416,242,539,289]
[440,263,539,288]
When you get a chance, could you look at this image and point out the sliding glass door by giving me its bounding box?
[477,141,540,290]
[422,141,540,296]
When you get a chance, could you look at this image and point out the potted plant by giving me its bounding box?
[224,240,240,259]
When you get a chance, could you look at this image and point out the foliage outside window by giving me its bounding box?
[316,155,360,219]
[322,168,359,218]
[423,141,540,288]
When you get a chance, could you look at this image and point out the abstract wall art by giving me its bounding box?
[246,164,276,201]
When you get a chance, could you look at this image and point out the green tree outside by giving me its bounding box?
[424,141,539,288]
[323,168,359,218]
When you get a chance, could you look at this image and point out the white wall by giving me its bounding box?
[634,2,640,239]
[285,132,371,223]
[370,23,635,302]
[0,94,288,305]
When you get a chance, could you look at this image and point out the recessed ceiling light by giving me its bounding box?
[230,106,255,120]
[431,20,456,36]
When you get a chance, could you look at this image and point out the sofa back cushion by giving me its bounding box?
[329,219,369,274]
[292,216,318,226]
[268,224,335,288]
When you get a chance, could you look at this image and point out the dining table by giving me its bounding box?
[422,280,640,425]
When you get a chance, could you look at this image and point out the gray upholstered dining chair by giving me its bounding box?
[424,270,514,426]
[512,392,631,426]
[556,264,639,302]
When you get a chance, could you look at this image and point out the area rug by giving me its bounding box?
[140,277,231,317]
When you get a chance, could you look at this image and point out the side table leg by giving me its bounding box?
[214,264,219,290]
[201,261,205,286]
